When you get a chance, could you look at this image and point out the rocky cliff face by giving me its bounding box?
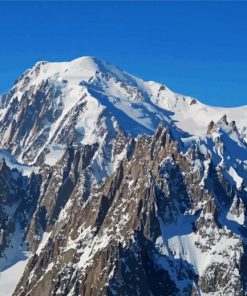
[0,57,247,296]
[10,126,246,296]
[0,159,40,272]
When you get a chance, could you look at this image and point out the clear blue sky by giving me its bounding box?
[0,1,246,107]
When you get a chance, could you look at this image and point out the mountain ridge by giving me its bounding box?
[0,56,247,296]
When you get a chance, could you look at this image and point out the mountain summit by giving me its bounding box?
[0,57,247,296]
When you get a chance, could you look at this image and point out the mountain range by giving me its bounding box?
[0,56,247,296]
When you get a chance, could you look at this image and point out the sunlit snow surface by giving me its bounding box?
[0,255,29,296]
[0,223,30,296]
[0,150,38,176]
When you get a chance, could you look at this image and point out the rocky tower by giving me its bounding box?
[0,57,247,296]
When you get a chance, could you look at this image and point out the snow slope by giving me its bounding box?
[0,150,38,176]
[0,256,29,296]
[1,56,246,148]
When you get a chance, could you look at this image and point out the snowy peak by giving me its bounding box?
[15,56,134,91]
[207,114,240,135]
[0,55,247,168]
[206,114,246,149]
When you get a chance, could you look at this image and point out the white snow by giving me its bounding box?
[36,232,51,255]
[0,150,38,176]
[75,92,105,145]
[228,166,243,189]
[0,256,29,296]
[157,212,242,278]
[145,80,247,140]
[44,144,65,166]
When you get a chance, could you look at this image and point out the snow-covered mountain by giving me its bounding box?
[0,56,246,166]
[0,56,247,296]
